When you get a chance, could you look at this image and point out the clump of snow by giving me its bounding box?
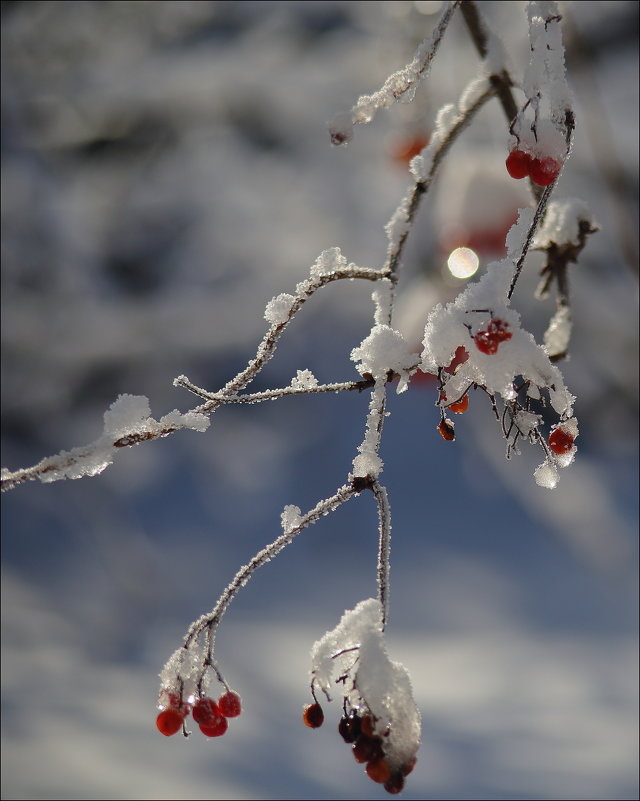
[525,1,572,129]
[310,599,421,776]
[281,504,303,533]
[264,293,296,325]
[543,305,572,358]
[510,1,572,164]
[290,369,319,390]
[103,393,152,436]
[351,324,417,393]
[534,459,559,489]
[310,246,348,279]
[506,208,536,260]
[533,199,595,249]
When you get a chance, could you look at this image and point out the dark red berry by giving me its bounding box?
[156,708,184,737]
[193,698,221,726]
[359,715,376,738]
[353,735,383,764]
[199,716,228,737]
[384,772,406,794]
[438,418,455,441]
[548,427,575,454]
[339,714,361,743]
[529,156,562,186]
[302,702,324,729]
[506,149,531,179]
[218,691,242,718]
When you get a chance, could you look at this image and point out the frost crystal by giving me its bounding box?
[310,246,348,279]
[264,293,296,325]
[290,369,319,390]
[310,599,421,776]
[281,504,303,533]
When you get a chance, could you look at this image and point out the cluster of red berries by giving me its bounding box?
[505,148,562,187]
[303,703,415,795]
[156,690,242,738]
[547,425,576,455]
[474,318,512,355]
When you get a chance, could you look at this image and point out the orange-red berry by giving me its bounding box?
[303,702,324,728]
[506,149,531,179]
[548,427,575,454]
[218,691,242,718]
[156,708,185,737]
[366,757,392,784]
[447,394,469,414]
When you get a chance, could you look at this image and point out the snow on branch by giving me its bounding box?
[0,394,209,491]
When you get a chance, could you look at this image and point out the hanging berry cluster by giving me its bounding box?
[303,701,416,795]
[156,687,242,740]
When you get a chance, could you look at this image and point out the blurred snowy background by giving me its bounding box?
[1,2,638,799]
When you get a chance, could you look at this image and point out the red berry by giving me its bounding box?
[529,156,562,186]
[548,427,575,454]
[444,345,469,374]
[156,708,185,737]
[447,394,469,414]
[339,714,361,743]
[359,714,376,737]
[199,716,228,737]
[474,318,512,355]
[218,691,242,718]
[353,735,383,764]
[302,702,324,729]
[193,698,221,726]
[506,149,531,179]
[366,756,392,784]
[437,418,455,441]
[384,773,406,794]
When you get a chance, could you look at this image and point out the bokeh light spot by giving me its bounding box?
[447,247,479,279]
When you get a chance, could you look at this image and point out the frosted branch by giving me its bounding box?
[182,483,356,656]
[328,0,461,144]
